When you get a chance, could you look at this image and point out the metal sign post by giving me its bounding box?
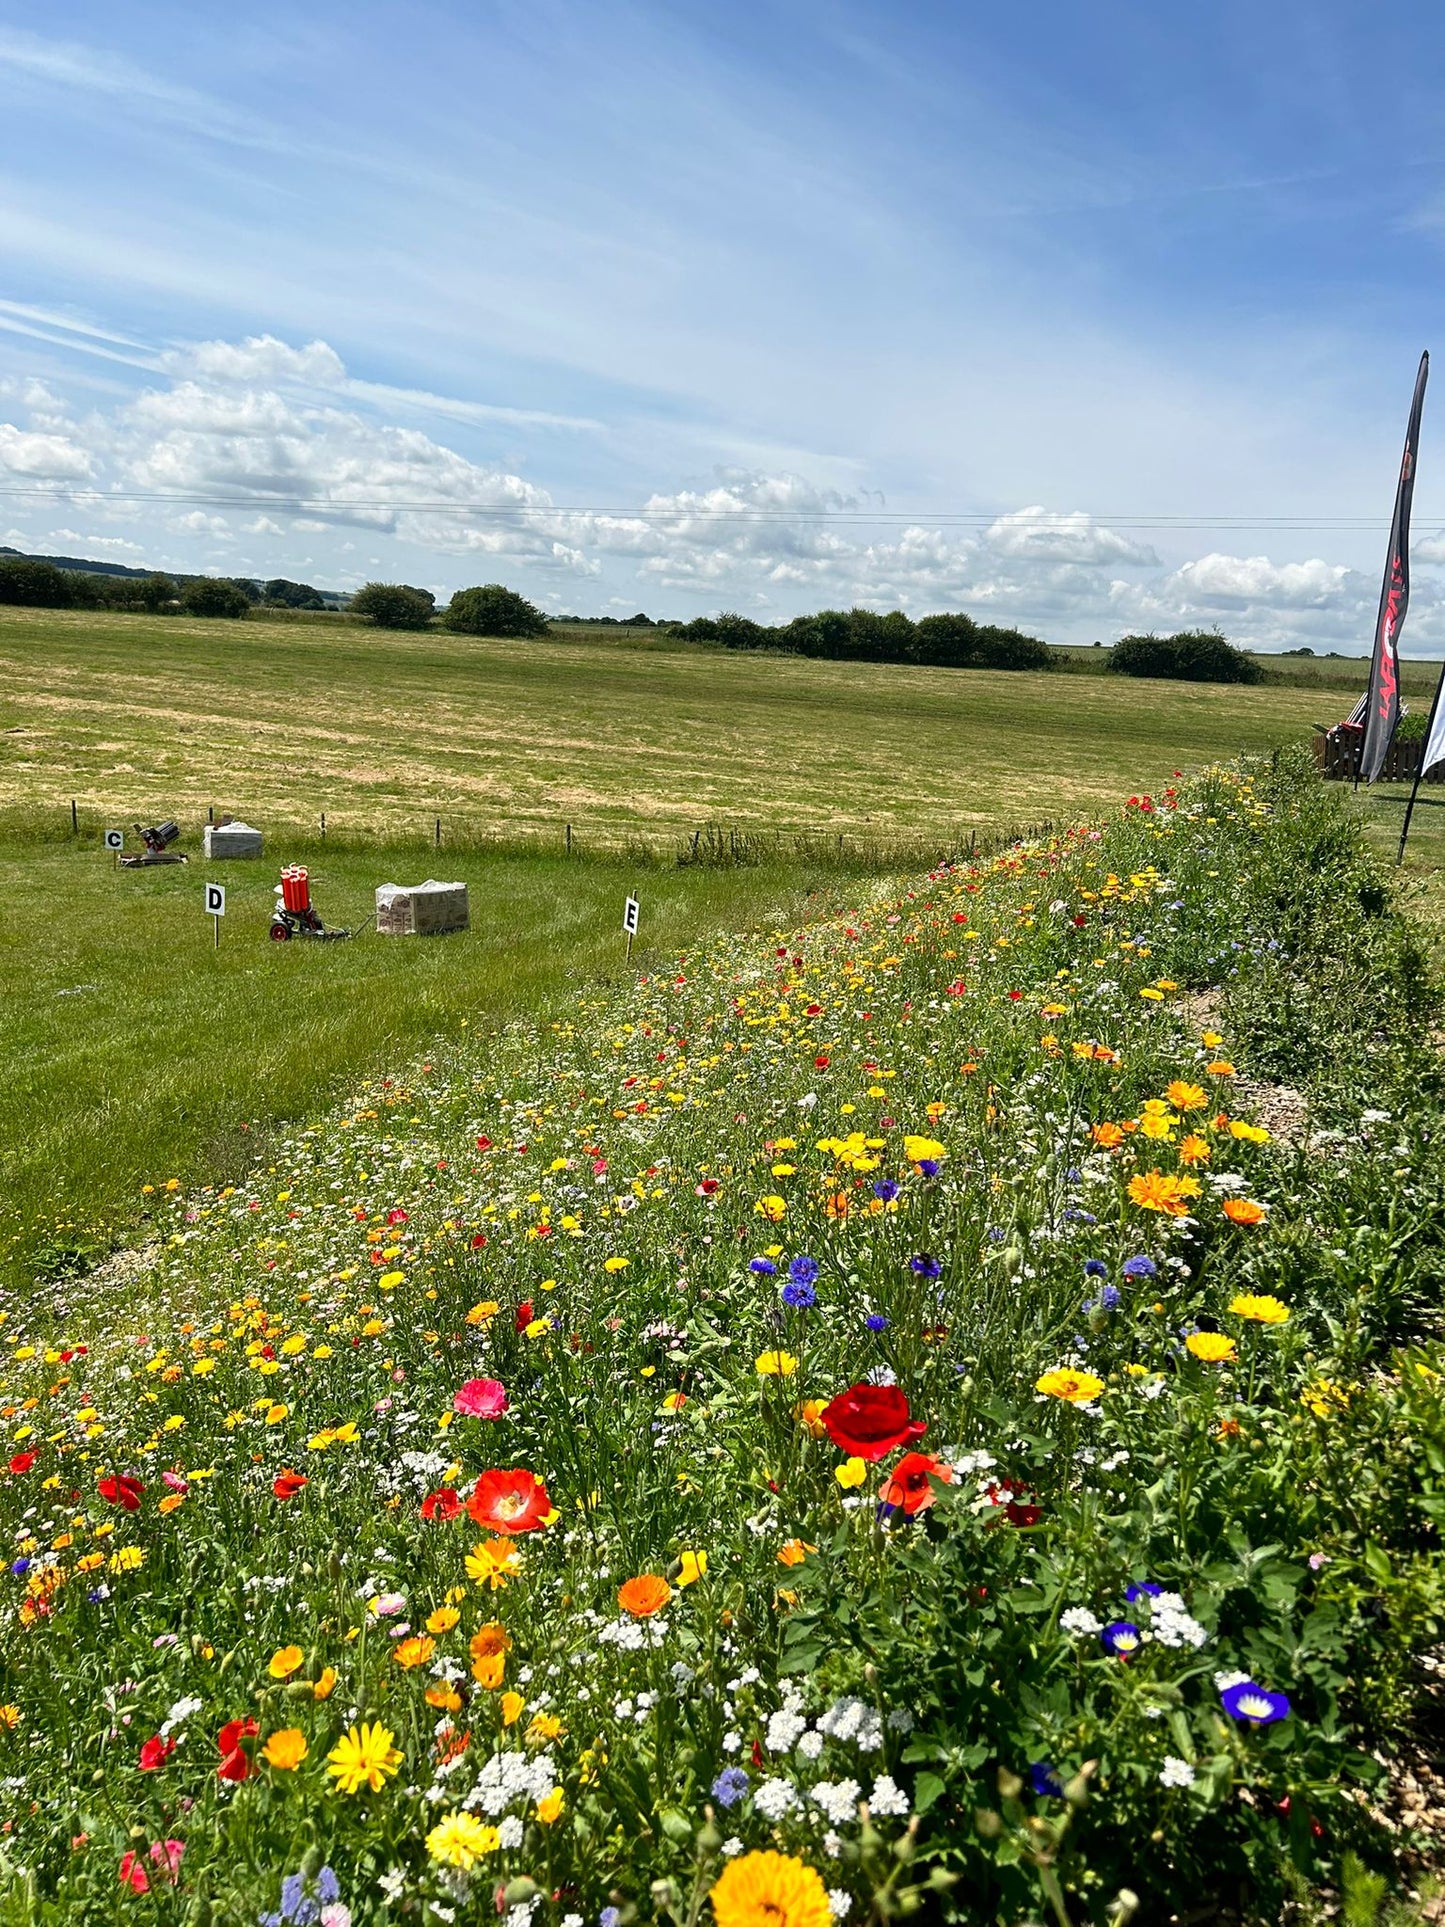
[623,894,640,967]
[205,881,226,949]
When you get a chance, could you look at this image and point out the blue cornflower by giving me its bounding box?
[986,1226,1007,1244]
[1125,1581,1163,1603]
[280,1875,305,1921]
[916,1159,941,1178]
[909,1253,942,1278]
[781,1280,817,1310]
[865,1313,889,1333]
[601,1912,623,1927]
[1082,1285,1122,1317]
[1065,1167,1082,1182]
[873,1180,900,1202]
[788,1256,820,1287]
[10,1559,31,1578]
[1083,1259,1108,1278]
[316,1871,340,1904]
[1122,1254,1157,1279]
[1028,1761,1064,1798]
[711,1766,751,1808]
[748,1257,778,1276]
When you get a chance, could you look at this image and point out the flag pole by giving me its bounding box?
[1397,657,1445,862]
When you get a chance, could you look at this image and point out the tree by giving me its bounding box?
[442,584,550,638]
[0,559,74,607]
[139,573,177,612]
[350,582,436,630]
[974,624,1051,671]
[182,577,252,619]
[911,613,979,668]
[1109,629,1260,684]
[264,578,326,610]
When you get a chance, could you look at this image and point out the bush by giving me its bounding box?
[0,559,75,607]
[263,578,326,610]
[1110,629,1262,684]
[974,623,1052,671]
[349,582,436,630]
[181,577,252,619]
[442,584,550,638]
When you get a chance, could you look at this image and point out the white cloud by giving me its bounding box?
[0,422,93,478]
[169,335,347,388]
[1164,552,1354,607]
[984,505,1157,567]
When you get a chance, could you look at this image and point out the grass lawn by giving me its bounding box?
[0,606,1410,844]
[0,836,865,1287]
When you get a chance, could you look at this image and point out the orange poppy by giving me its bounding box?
[467,1469,551,1534]
[617,1574,672,1617]
[878,1452,954,1517]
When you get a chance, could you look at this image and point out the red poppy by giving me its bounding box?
[471,1234,488,1249]
[476,1136,492,1150]
[216,1716,257,1783]
[514,1302,533,1332]
[271,1470,308,1500]
[138,1735,175,1772]
[466,1468,551,1534]
[877,1452,953,1516]
[7,1452,38,1475]
[386,1208,409,1225]
[421,1487,461,1522]
[820,1384,927,1462]
[97,1473,144,1511]
[118,1852,150,1895]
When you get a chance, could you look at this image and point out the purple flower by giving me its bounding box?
[748,1258,777,1276]
[873,1180,900,1202]
[1220,1681,1291,1726]
[788,1255,820,1286]
[1083,1259,1108,1278]
[909,1253,942,1279]
[601,1911,622,1927]
[781,1279,817,1310]
[10,1559,31,1579]
[865,1313,889,1332]
[1125,1581,1163,1603]
[1122,1255,1157,1279]
[916,1160,941,1179]
[711,1767,750,1808]
[1028,1762,1063,1797]
[1100,1620,1141,1657]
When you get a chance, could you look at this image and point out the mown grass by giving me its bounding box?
[0,836,871,1288]
[0,606,1397,842]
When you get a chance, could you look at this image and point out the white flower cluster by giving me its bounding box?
[753,1778,799,1821]
[811,1779,861,1825]
[868,1775,909,1818]
[462,1748,560,1817]
[1059,1607,1102,1636]
[1159,1756,1196,1788]
[1147,1593,1208,1649]
[597,1614,668,1650]
[816,1696,883,1751]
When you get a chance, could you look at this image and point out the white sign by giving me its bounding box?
[204,882,227,917]
[104,830,124,851]
[623,895,640,936]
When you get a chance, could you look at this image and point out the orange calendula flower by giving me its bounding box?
[1206,1059,1236,1076]
[261,1728,308,1771]
[500,1691,525,1726]
[267,1645,304,1681]
[711,1851,832,1927]
[1229,1293,1289,1324]
[1166,1081,1208,1112]
[1127,1171,1197,1216]
[425,1682,464,1712]
[469,1623,512,1660]
[472,1651,506,1689]
[776,1540,816,1568]
[393,1636,436,1670]
[1178,1134,1211,1165]
[1222,1198,1267,1225]
[1091,1122,1125,1149]
[617,1574,672,1617]
[465,1538,522,1590]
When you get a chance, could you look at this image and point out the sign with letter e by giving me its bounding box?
[623,895,640,936]
[104,830,124,851]
[205,882,227,917]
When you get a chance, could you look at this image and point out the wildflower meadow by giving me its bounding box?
[2,750,1443,1925]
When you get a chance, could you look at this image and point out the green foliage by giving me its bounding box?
[181,577,253,619]
[349,581,436,629]
[442,583,551,638]
[263,578,327,610]
[1109,630,1263,684]
[673,605,1052,671]
[0,559,75,607]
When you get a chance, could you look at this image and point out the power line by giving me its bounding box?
[0,482,1436,533]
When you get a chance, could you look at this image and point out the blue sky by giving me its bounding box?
[2,0,1445,646]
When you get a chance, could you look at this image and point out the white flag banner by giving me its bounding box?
[1422,686,1445,777]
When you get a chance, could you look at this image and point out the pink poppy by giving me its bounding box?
[453,1378,509,1420]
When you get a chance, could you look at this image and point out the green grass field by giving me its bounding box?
[5,602,1443,1288]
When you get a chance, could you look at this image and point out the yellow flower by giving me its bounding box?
[393,1636,436,1670]
[1229,1293,1289,1325]
[1127,1170,1196,1217]
[527,1711,564,1742]
[426,1812,499,1869]
[755,1351,798,1377]
[268,1645,304,1680]
[312,1666,337,1701]
[834,1457,867,1489]
[426,1606,461,1635]
[902,1135,947,1164]
[1035,1367,1105,1403]
[1179,1133,1211,1165]
[1166,1081,1208,1112]
[425,1682,464,1712]
[795,1398,828,1437]
[1229,1120,1270,1144]
[603,1257,630,1273]
[755,1196,788,1223]
[500,1690,525,1726]
[710,1851,832,1927]
[108,1546,145,1573]
[0,1706,19,1729]
[776,1539,815,1567]
[326,1721,402,1795]
[261,1728,308,1771]
[535,1786,565,1825]
[1186,1332,1237,1364]
[1301,1378,1350,1419]
[1140,987,1164,1001]
[377,1270,405,1289]
[466,1301,500,1325]
[676,1549,708,1587]
[466,1538,522,1590]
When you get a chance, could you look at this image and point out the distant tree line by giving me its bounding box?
[350,581,550,637]
[0,556,330,619]
[671,607,1053,671]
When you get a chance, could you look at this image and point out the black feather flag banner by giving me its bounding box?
[1361,350,1429,784]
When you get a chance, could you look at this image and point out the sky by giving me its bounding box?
[3,0,1445,648]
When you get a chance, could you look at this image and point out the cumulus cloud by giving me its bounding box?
[0,422,93,478]
[1164,552,1354,607]
[984,505,1157,567]
[167,335,347,388]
